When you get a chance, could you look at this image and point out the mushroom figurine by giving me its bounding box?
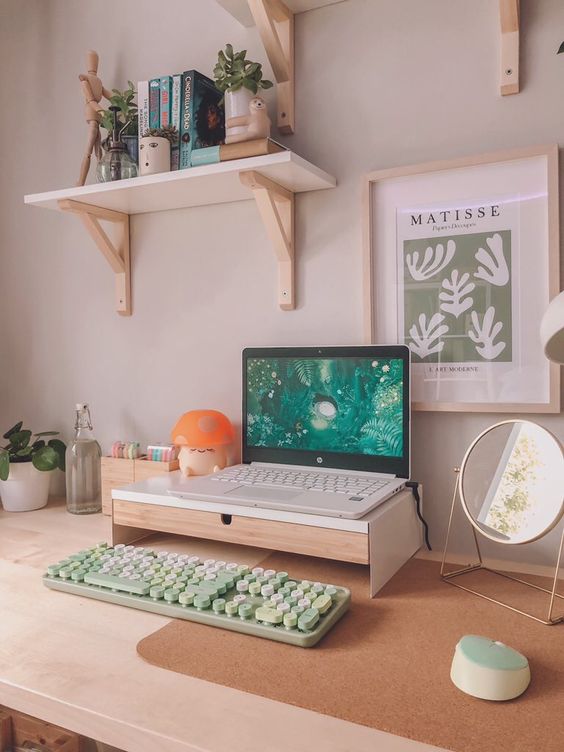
[171,410,235,478]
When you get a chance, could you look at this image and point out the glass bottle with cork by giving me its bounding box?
[65,403,102,514]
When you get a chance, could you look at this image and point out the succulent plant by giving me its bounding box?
[0,421,66,481]
[213,44,273,97]
[141,124,179,145]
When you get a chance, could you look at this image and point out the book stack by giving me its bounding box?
[138,70,286,171]
[138,71,225,171]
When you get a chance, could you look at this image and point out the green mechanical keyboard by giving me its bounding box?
[43,542,351,648]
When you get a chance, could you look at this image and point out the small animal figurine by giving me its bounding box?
[77,50,112,186]
[171,410,235,477]
[225,96,271,144]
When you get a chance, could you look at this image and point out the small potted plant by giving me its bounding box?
[0,422,66,512]
[100,81,139,164]
[139,125,179,175]
[213,45,273,141]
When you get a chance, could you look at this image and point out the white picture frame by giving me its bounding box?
[362,145,561,413]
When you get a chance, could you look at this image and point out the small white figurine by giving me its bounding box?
[225,96,271,144]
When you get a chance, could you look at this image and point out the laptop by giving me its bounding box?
[169,345,410,520]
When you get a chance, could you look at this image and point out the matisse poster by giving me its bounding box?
[396,196,521,399]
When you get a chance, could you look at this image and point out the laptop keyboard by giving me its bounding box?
[211,466,390,498]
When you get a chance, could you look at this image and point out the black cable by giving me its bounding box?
[406,481,432,551]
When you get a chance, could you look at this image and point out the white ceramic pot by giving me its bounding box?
[0,462,51,512]
[139,136,171,176]
[225,88,254,140]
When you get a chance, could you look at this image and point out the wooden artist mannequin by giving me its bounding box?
[77,50,112,186]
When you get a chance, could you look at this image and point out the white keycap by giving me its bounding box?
[252,567,264,577]
[236,580,249,592]
[276,602,290,613]
[298,598,312,608]
[271,593,283,604]
[233,594,246,604]
[263,569,276,579]
[188,556,200,565]
[261,585,274,598]
[226,563,238,571]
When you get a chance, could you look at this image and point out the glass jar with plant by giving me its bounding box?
[213,45,273,141]
[100,81,139,164]
[0,422,66,512]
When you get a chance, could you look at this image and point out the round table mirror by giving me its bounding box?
[459,420,564,544]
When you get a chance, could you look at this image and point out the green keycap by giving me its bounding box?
[249,582,262,597]
[198,582,219,599]
[285,596,298,607]
[237,565,250,576]
[285,581,297,590]
[212,598,226,613]
[59,567,72,579]
[312,594,332,614]
[84,572,150,595]
[244,573,256,583]
[238,603,253,619]
[277,572,289,583]
[150,586,165,599]
[284,612,298,629]
[71,568,86,581]
[164,588,180,602]
[47,564,62,576]
[69,561,81,571]
[179,590,195,606]
[214,581,227,595]
[268,579,279,590]
[291,605,305,615]
[256,606,283,625]
[325,586,338,597]
[194,594,211,610]
[278,587,291,598]
[150,577,165,586]
[299,581,312,592]
[256,576,268,586]
[298,607,320,632]
[311,584,324,596]
[70,551,88,562]
[225,600,238,616]
[216,574,234,589]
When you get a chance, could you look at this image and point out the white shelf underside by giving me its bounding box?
[216,0,345,27]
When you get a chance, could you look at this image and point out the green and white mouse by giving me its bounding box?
[451,635,531,701]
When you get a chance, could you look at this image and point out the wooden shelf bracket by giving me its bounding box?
[58,199,131,315]
[247,0,295,134]
[240,170,295,309]
[499,0,519,95]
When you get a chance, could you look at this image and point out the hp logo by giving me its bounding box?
[316,457,323,464]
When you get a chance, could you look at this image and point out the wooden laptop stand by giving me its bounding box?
[110,479,423,598]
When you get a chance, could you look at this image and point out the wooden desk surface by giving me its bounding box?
[0,499,444,752]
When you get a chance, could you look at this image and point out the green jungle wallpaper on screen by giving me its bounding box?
[246,358,404,457]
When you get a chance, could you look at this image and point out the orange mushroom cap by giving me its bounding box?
[171,410,235,449]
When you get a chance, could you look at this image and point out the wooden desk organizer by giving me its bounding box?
[101,457,179,515]
[109,479,423,597]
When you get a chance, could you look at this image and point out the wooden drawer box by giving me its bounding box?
[0,706,79,752]
[101,457,179,515]
[112,499,369,564]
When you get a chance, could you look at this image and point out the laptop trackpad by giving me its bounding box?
[225,486,300,502]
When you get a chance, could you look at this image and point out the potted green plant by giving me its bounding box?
[213,45,273,141]
[0,422,66,512]
[139,125,179,175]
[100,81,139,164]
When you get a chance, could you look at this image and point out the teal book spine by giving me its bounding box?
[159,76,172,128]
[190,146,220,167]
[179,70,195,170]
[149,79,160,129]
[170,74,182,170]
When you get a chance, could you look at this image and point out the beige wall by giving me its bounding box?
[0,0,562,564]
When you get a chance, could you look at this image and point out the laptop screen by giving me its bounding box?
[242,346,410,477]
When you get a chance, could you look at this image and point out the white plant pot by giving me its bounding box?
[0,462,51,512]
[139,136,171,176]
[225,89,254,140]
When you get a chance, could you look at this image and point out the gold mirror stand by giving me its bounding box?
[441,469,564,626]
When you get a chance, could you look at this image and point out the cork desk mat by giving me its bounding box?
[137,554,564,752]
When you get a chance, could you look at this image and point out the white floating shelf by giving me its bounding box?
[24,151,334,215]
[216,0,345,27]
[24,151,336,316]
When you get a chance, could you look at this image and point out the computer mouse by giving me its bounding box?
[451,635,530,701]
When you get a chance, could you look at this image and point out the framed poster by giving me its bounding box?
[363,145,560,412]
